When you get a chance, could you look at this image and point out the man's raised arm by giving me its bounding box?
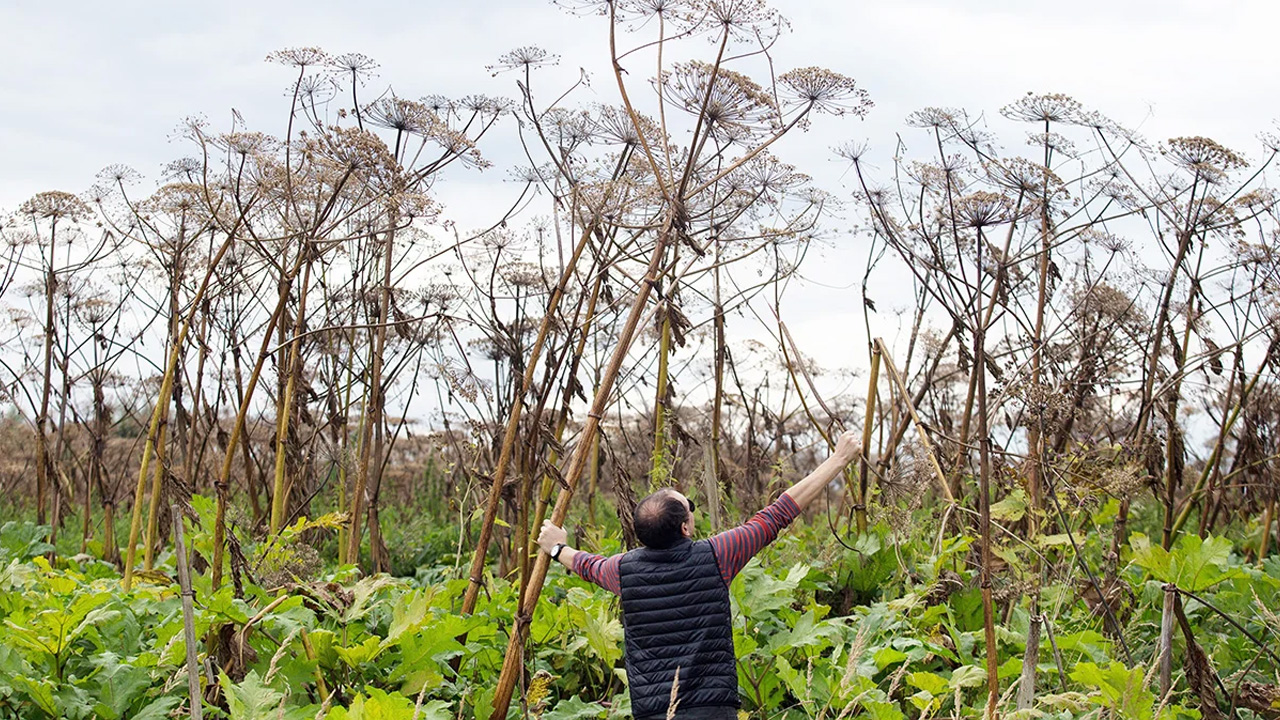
[783,429,861,511]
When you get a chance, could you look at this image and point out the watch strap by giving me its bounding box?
[550,543,567,561]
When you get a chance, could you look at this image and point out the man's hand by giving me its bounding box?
[783,427,862,511]
[537,520,568,555]
[833,429,861,465]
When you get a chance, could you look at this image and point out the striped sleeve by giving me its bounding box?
[708,493,802,584]
[570,551,622,595]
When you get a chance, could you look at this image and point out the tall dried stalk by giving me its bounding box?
[459,222,597,615]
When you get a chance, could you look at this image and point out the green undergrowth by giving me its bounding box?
[1,498,1279,719]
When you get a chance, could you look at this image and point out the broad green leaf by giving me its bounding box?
[949,664,986,688]
[336,635,384,667]
[873,646,909,670]
[907,671,949,696]
[543,695,607,720]
[89,653,151,719]
[862,699,906,720]
[774,655,808,701]
[221,670,284,720]
[1131,533,1238,591]
[386,589,431,643]
[1171,534,1238,592]
[327,687,422,719]
[12,675,58,717]
[131,697,181,720]
[1070,662,1155,720]
[989,489,1028,522]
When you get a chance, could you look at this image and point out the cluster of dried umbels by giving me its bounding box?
[845,92,1280,714]
[2,0,1280,716]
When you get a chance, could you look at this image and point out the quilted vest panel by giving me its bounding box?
[619,539,737,718]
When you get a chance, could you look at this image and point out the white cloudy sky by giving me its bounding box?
[3,0,1279,410]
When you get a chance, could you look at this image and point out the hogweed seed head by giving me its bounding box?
[955,191,1014,228]
[330,52,379,82]
[266,47,330,69]
[777,67,871,118]
[489,46,560,75]
[1000,92,1085,125]
[20,191,92,222]
[1163,136,1247,180]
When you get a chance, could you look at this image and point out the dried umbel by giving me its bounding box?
[1026,131,1078,158]
[142,183,206,216]
[363,96,440,137]
[1000,92,1087,125]
[488,46,560,75]
[985,157,1065,197]
[660,61,778,134]
[330,52,379,82]
[592,104,663,149]
[732,153,808,198]
[1092,462,1147,500]
[1078,229,1130,256]
[777,67,872,118]
[297,74,338,106]
[1014,382,1072,433]
[19,191,93,223]
[1163,136,1247,179]
[540,107,595,155]
[1234,188,1277,211]
[906,106,965,130]
[266,46,330,69]
[214,131,279,158]
[955,191,1016,229]
[96,164,142,187]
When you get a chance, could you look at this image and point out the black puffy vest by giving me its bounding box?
[618,538,738,718]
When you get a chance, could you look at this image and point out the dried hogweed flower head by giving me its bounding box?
[778,67,872,118]
[364,97,439,137]
[661,61,777,134]
[956,191,1014,229]
[1163,136,1247,180]
[266,47,330,69]
[330,52,379,82]
[593,104,661,148]
[985,157,1065,197]
[96,164,142,187]
[1000,92,1086,125]
[488,46,560,75]
[1026,131,1078,158]
[706,0,783,39]
[906,107,962,129]
[20,191,93,222]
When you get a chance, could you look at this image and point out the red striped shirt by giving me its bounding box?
[571,493,801,594]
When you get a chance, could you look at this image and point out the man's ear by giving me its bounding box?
[682,516,694,537]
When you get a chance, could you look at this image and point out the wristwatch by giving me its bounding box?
[550,543,567,561]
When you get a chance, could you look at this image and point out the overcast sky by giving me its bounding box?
[4,0,1279,411]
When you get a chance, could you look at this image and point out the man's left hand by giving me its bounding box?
[537,520,568,555]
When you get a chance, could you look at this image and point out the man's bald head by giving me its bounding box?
[634,488,691,549]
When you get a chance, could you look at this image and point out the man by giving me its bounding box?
[537,429,861,719]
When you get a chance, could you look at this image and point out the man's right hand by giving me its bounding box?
[783,427,862,511]
[833,429,861,465]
